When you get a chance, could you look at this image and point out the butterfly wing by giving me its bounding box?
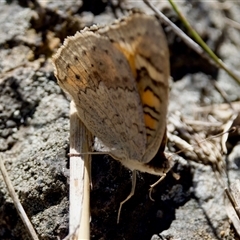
[98,13,170,163]
[53,28,147,162]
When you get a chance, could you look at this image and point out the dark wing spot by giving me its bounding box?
[92,45,96,51]
[104,49,109,54]
[74,56,79,61]
[122,76,129,83]
[82,50,87,55]
[75,74,80,80]
[117,58,123,64]
[92,71,100,80]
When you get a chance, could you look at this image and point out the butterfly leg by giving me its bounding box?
[149,173,166,201]
[117,170,137,223]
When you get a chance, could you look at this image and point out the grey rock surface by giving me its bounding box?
[0,1,239,240]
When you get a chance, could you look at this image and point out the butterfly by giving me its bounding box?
[53,12,171,222]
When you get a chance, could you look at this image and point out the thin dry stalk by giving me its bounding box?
[225,17,240,30]
[143,0,240,85]
[69,101,92,240]
[143,0,206,60]
[0,154,39,240]
[225,180,240,236]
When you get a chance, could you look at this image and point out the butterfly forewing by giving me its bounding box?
[53,28,147,162]
[53,12,169,171]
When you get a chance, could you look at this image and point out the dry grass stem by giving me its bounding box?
[68,101,92,240]
[225,180,240,236]
[144,0,240,85]
[0,154,39,240]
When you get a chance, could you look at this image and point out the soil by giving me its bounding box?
[0,0,240,240]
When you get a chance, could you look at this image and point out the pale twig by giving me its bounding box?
[68,101,92,240]
[183,119,222,127]
[221,113,238,154]
[225,17,240,31]
[225,180,240,236]
[211,80,233,108]
[0,154,39,240]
